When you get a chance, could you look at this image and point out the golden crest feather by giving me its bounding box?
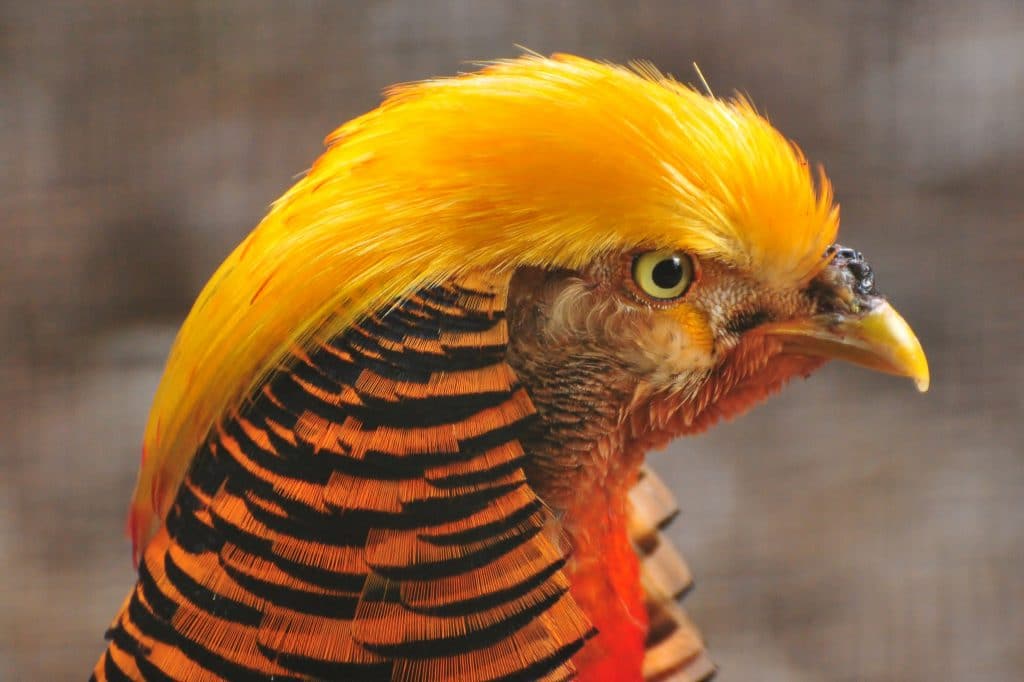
[130,53,838,555]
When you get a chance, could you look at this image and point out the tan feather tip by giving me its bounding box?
[629,467,681,541]
[640,534,694,600]
[643,600,712,681]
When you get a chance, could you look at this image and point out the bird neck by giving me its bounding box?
[508,332,653,677]
[558,437,649,681]
[519,394,649,680]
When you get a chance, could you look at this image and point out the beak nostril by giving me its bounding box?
[818,243,879,303]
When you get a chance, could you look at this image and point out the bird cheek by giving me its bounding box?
[650,305,716,373]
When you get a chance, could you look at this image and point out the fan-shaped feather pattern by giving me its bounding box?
[93,271,591,681]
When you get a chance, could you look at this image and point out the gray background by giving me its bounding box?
[2,1,1022,679]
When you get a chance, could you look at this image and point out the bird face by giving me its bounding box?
[506,243,927,509]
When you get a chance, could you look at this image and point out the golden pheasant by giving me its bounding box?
[92,54,928,681]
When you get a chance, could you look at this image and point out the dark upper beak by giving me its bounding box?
[762,245,929,392]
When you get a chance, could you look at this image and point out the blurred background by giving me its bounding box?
[2,1,1022,679]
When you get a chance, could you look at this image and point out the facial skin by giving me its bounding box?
[506,250,822,512]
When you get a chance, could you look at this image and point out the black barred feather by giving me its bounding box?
[93,272,591,681]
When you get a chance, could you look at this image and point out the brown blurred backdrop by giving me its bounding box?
[2,1,1022,680]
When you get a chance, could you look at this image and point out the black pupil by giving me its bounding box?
[651,256,684,289]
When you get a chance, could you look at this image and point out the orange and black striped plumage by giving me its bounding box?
[95,274,597,681]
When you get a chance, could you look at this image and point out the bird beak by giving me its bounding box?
[764,301,929,392]
[761,245,930,392]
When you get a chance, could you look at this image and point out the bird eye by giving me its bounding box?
[632,250,695,300]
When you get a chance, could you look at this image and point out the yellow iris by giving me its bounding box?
[633,250,694,300]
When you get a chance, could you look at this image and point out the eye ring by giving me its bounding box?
[631,249,696,301]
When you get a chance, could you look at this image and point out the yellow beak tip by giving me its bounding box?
[913,372,930,393]
[863,301,930,394]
